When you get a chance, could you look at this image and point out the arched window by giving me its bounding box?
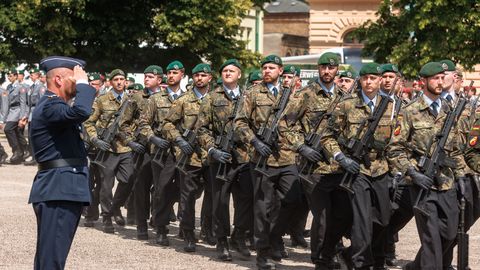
[343,30,362,45]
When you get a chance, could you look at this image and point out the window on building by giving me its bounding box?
[343,30,363,45]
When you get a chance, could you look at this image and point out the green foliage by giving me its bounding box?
[354,0,480,78]
[0,0,266,71]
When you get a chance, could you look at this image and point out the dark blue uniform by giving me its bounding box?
[28,80,96,269]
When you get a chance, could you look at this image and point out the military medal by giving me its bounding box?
[469,136,478,146]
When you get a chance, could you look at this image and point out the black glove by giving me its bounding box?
[149,135,170,149]
[175,136,194,155]
[334,152,360,174]
[91,137,111,151]
[251,137,272,157]
[127,141,145,154]
[407,167,434,190]
[298,144,323,162]
[209,148,232,163]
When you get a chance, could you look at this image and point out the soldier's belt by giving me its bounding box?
[37,158,87,171]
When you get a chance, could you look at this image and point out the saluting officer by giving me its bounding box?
[29,56,96,269]
[197,59,253,261]
[162,62,213,252]
[321,63,396,270]
[386,62,467,269]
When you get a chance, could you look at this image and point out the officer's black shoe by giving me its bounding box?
[113,214,125,226]
[183,230,196,252]
[290,233,308,248]
[84,218,95,227]
[23,159,37,166]
[230,229,251,259]
[155,226,169,246]
[9,151,24,164]
[137,223,148,240]
[216,239,232,261]
[256,250,276,270]
[102,217,115,234]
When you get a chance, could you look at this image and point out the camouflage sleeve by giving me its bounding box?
[138,97,156,140]
[196,95,215,152]
[84,98,101,140]
[386,110,414,174]
[320,100,346,159]
[19,86,28,119]
[234,89,255,144]
[281,91,308,151]
[162,98,183,141]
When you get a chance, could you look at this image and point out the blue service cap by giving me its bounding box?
[39,56,86,72]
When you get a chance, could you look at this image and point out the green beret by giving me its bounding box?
[162,75,167,82]
[380,63,399,74]
[339,70,358,79]
[248,69,262,82]
[166,60,184,71]
[109,69,125,80]
[39,70,46,76]
[318,52,340,66]
[88,73,101,81]
[127,84,135,90]
[18,69,26,75]
[359,62,382,76]
[29,67,40,74]
[439,59,455,71]
[283,65,300,75]
[133,83,144,91]
[261,54,282,66]
[419,62,445,77]
[127,76,135,83]
[144,65,163,75]
[192,63,212,74]
[220,59,242,72]
[5,69,17,75]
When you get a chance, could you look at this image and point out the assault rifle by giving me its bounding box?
[339,77,398,194]
[299,78,358,192]
[413,96,467,216]
[254,71,297,177]
[175,116,199,175]
[214,91,244,182]
[91,99,130,168]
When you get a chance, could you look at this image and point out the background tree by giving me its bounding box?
[354,0,480,78]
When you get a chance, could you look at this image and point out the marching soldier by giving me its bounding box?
[1,69,29,164]
[337,70,358,93]
[136,61,184,245]
[162,62,213,252]
[248,69,263,87]
[234,55,308,269]
[197,59,253,261]
[281,65,302,92]
[321,63,396,270]
[84,69,141,233]
[386,62,466,269]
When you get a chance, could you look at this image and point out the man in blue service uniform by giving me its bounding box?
[28,56,96,270]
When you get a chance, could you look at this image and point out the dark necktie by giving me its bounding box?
[368,100,374,113]
[446,94,453,103]
[172,93,178,100]
[431,101,439,117]
[272,87,278,98]
[229,90,236,99]
[116,95,122,103]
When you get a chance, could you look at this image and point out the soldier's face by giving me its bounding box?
[144,73,161,89]
[221,65,241,85]
[111,76,126,92]
[443,71,455,90]
[360,74,382,95]
[18,74,24,81]
[125,81,131,87]
[167,70,183,86]
[262,64,282,84]
[381,72,397,91]
[7,73,17,83]
[30,73,40,81]
[251,80,262,86]
[338,77,355,92]
[424,73,445,96]
[282,74,294,88]
[318,65,338,84]
[193,72,212,89]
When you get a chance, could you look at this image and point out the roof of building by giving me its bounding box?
[264,0,310,14]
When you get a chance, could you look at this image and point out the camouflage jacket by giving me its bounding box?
[84,90,133,153]
[386,96,467,190]
[300,81,348,174]
[234,82,306,167]
[321,92,396,177]
[458,103,480,173]
[120,89,155,145]
[162,88,209,167]
[197,85,250,164]
[137,89,181,154]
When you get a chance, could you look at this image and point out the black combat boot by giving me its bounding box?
[256,249,276,270]
[102,216,115,234]
[216,238,232,261]
[230,228,251,259]
[183,230,196,252]
[155,226,169,246]
[137,221,148,240]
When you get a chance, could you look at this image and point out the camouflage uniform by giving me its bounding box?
[162,87,212,234]
[234,81,307,253]
[197,85,254,242]
[321,92,396,268]
[84,90,135,221]
[386,95,466,270]
[137,88,181,233]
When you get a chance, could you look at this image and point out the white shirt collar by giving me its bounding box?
[223,84,240,98]
[266,83,281,95]
[167,87,182,98]
[361,90,378,111]
[193,87,208,100]
[111,90,124,100]
[422,94,442,108]
[317,79,335,95]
